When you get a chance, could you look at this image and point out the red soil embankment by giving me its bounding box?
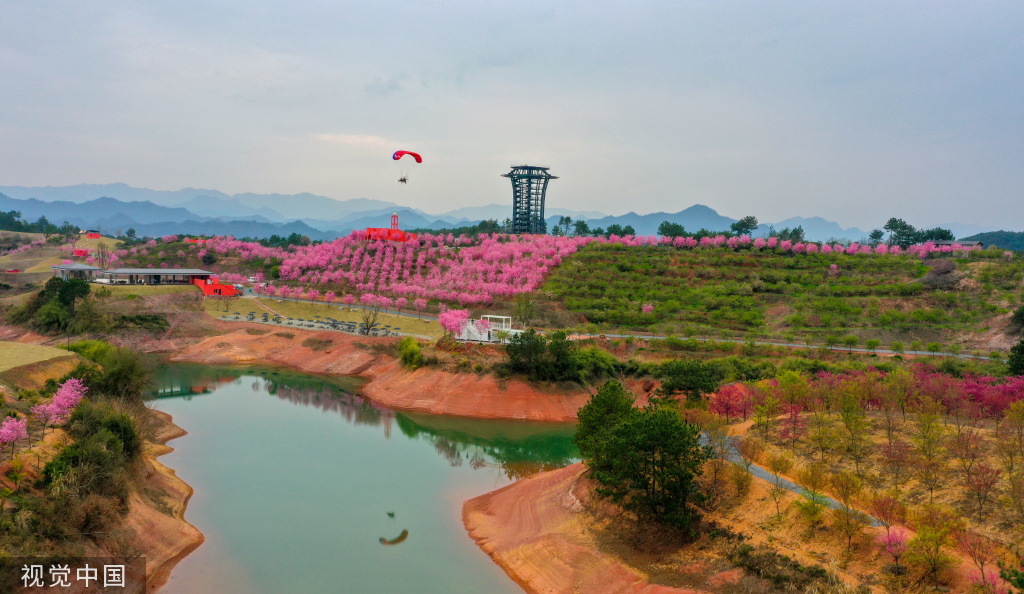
[464,462,704,594]
[172,327,655,422]
[135,410,204,591]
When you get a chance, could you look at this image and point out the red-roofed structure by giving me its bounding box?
[193,277,241,297]
[365,213,417,242]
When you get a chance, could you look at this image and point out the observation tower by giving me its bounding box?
[503,165,557,235]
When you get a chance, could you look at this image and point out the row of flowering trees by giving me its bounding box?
[200,230,993,308]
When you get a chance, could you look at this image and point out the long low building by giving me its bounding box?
[99,268,216,285]
[52,262,103,281]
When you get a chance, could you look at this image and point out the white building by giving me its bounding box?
[456,315,523,343]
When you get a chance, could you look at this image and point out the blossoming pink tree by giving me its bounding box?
[0,416,29,459]
[438,309,470,337]
[878,528,908,574]
[31,378,87,438]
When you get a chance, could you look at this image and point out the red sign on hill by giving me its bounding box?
[365,213,417,242]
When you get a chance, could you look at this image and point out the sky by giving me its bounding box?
[1,1,1022,229]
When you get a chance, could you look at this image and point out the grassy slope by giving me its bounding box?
[200,296,443,337]
[543,243,1023,350]
[0,341,73,373]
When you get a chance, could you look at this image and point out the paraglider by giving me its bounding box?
[392,150,422,184]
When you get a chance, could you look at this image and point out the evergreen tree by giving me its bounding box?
[1009,338,1024,376]
[574,380,635,477]
[604,406,710,530]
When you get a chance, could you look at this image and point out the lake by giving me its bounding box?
[148,363,577,594]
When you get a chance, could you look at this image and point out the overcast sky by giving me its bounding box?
[1,1,1022,228]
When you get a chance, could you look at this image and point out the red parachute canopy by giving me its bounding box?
[392,150,422,163]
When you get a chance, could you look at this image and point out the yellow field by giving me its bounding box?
[73,235,116,250]
[0,341,73,373]
[24,256,64,273]
[101,284,199,296]
[203,297,443,338]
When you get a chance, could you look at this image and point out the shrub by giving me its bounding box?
[301,337,333,351]
[576,347,620,383]
[1012,305,1024,329]
[62,339,115,362]
[398,336,423,369]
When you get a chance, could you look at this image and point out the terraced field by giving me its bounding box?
[543,243,1023,350]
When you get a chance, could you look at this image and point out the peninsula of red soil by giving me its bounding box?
[172,326,655,422]
[463,462,713,594]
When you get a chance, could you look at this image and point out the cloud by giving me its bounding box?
[313,134,395,147]
[364,75,406,97]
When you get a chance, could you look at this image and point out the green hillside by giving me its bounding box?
[960,230,1024,251]
[543,243,1023,350]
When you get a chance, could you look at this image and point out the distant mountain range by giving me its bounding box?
[0,183,1010,242]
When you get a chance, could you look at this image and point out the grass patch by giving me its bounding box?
[245,328,270,335]
[0,341,74,373]
[206,297,443,338]
[301,337,333,351]
[273,332,295,339]
[102,284,198,296]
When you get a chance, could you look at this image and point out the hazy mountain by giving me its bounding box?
[228,193,397,221]
[4,182,1000,243]
[126,219,336,241]
[0,183,401,223]
[441,203,607,223]
[0,194,200,227]
[755,217,868,243]
[177,196,287,222]
[0,183,232,205]
[945,223,1007,238]
[340,209,454,234]
[553,204,735,236]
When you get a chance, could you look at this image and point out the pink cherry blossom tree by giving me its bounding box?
[0,416,29,459]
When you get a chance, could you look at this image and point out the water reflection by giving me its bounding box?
[150,363,578,481]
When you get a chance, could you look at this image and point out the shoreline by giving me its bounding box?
[170,324,656,423]
[138,409,205,592]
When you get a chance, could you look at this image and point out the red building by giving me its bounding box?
[73,249,90,257]
[193,277,241,297]
[365,213,417,242]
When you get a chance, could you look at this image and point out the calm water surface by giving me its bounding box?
[149,364,577,594]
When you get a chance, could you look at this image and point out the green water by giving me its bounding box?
[148,364,577,594]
